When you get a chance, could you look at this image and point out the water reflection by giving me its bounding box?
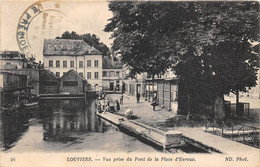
[41,99,107,142]
[0,98,159,153]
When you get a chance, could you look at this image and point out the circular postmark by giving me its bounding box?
[16,0,71,61]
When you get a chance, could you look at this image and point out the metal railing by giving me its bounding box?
[205,120,259,148]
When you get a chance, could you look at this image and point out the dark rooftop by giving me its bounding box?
[43,39,102,56]
[60,69,87,81]
[0,51,24,59]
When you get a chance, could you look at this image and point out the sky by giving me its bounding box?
[0,0,113,62]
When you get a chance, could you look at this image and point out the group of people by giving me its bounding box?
[97,92,124,114]
[97,92,109,113]
[97,91,157,113]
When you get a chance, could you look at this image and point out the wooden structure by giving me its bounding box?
[60,69,87,94]
[39,69,59,94]
[145,77,179,112]
[39,69,88,95]
[40,93,86,100]
[96,112,183,150]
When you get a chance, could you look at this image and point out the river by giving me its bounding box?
[0,98,160,153]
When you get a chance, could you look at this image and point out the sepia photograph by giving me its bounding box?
[0,0,259,166]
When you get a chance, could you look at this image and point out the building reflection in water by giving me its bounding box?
[41,98,107,142]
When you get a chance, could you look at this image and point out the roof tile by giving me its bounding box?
[43,39,102,56]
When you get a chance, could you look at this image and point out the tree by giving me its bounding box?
[105,2,190,77]
[56,31,110,56]
[105,1,259,118]
[174,2,259,117]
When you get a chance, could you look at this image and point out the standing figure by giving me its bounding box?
[114,99,120,111]
[136,92,140,103]
[120,93,124,105]
[97,102,102,113]
[151,95,157,111]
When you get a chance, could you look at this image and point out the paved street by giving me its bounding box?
[108,93,260,154]
[109,93,176,129]
[109,93,260,129]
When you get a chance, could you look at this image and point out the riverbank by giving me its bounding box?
[103,93,260,154]
[108,93,176,131]
[105,94,259,153]
[109,93,260,130]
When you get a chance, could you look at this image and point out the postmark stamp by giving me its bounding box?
[16,0,70,61]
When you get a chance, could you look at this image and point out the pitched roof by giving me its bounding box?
[102,56,123,69]
[43,69,60,79]
[60,69,87,81]
[43,39,102,56]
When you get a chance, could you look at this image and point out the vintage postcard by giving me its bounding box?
[0,0,259,167]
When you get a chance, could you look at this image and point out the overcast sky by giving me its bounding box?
[0,0,113,61]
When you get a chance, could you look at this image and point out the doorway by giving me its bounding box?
[109,81,114,91]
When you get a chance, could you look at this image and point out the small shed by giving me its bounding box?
[39,69,59,94]
[60,69,87,94]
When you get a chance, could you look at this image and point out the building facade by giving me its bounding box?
[60,69,87,94]
[145,69,179,113]
[43,39,103,91]
[123,67,179,113]
[0,51,41,94]
[39,69,59,94]
[102,56,123,91]
[122,66,147,97]
[0,51,26,69]
[0,72,28,107]
[123,73,147,97]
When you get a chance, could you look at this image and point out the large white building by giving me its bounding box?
[43,39,103,91]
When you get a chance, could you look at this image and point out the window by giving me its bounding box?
[43,81,58,86]
[102,71,107,77]
[56,60,60,67]
[94,60,98,67]
[87,72,91,79]
[49,60,53,67]
[63,61,67,67]
[79,61,83,68]
[116,71,120,77]
[147,73,152,78]
[87,60,91,67]
[109,71,115,77]
[70,61,74,68]
[63,72,66,76]
[63,81,78,86]
[95,72,99,79]
[56,72,60,77]
[79,72,83,77]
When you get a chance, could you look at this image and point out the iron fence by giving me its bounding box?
[205,120,259,148]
